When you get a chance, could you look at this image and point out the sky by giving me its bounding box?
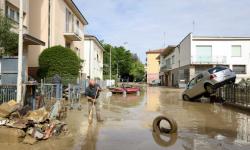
[73,0,250,63]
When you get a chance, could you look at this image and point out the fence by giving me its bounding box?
[0,85,17,103]
[217,84,250,108]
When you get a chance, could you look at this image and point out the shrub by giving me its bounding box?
[38,45,82,85]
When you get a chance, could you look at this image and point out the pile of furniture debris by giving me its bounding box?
[0,100,68,145]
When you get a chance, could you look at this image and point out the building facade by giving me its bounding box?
[27,0,88,78]
[83,35,104,80]
[160,33,250,87]
[146,49,162,84]
[0,0,45,84]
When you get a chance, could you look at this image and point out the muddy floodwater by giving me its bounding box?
[2,86,250,150]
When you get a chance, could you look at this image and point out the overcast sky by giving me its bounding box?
[74,0,250,63]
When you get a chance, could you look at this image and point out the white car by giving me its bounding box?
[182,66,236,101]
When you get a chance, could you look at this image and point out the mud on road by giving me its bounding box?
[1,86,250,150]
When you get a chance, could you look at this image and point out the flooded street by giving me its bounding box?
[2,86,250,150]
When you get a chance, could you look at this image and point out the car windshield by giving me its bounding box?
[208,66,227,74]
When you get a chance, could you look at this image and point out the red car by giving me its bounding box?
[110,85,140,94]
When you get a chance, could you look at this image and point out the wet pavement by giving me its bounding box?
[1,86,250,150]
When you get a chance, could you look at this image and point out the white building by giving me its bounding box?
[160,33,250,87]
[83,35,104,80]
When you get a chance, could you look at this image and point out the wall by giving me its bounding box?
[28,0,85,68]
[83,39,103,80]
[192,39,250,80]
[179,34,192,67]
[146,53,160,83]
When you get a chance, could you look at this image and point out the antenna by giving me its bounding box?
[163,32,166,47]
[192,20,195,33]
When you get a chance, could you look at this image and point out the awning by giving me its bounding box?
[23,34,45,46]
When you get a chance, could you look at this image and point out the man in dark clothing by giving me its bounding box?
[85,80,103,122]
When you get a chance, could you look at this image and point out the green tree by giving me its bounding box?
[102,42,145,81]
[0,12,18,55]
[130,60,145,82]
[38,45,82,84]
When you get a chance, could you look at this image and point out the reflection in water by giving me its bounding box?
[79,87,250,150]
[146,86,161,111]
[82,124,100,150]
[152,132,178,147]
[236,114,250,144]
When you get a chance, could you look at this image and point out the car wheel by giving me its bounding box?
[205,84,215,94]
[183,94,190,101]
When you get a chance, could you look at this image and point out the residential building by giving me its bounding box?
[83,35,104,80]
[146,49,163,84]
[27,0,88,79]
[160,33,250,87]
[0,0,45,84]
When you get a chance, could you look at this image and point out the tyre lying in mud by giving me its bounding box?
[152,115,178,134]
[152,115,178,147]
[152,132,178,147]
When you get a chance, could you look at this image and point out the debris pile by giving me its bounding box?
[0,100,68,145]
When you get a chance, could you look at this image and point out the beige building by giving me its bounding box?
[27,0,88,78]
[0,0,45,84]
[146,49,163,84]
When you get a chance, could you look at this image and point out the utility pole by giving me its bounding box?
[17,0,23,103]
[116,62,119,79]
[109,46,112,81]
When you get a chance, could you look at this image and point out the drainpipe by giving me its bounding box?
[89,40,91,79]
[48,0,51,47]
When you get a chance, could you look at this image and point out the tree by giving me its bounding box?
[0,12,18,55]
[130,60,145,82]
[102,42,145,82]
[38,45,82,84]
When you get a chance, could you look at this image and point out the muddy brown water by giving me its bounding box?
[1,86,250,150]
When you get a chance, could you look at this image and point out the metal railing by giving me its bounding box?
[191,56,227,64]
[0,85,17,103]
[217,84,250,108]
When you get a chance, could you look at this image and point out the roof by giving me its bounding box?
[84,35,105,51]
[192,35,250,41]
[160,45,176,57]
[146,49,164,54]
[65,0,88,25]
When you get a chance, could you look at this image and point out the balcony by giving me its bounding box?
[160,63,172,72]
[64,28,82,41]
[191,56,227,64]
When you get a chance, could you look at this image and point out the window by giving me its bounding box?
[208,66,227,74]
[231,45,241,57]
[76,20,80,34]
[196,45,212,63]
[6,6,19,22]
[233,65,246,74]
[196,74,204,82]
[65,8,72,32]
[172,55,175,64]
[188,78,196,89]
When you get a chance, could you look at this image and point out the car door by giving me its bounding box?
[186,78,197,98]
[195,73,206,95]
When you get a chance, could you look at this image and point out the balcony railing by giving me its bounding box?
[191,56,227,64]
[64,26,82,41]
[160,63,172,72]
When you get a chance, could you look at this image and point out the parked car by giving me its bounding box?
[182,66,236,101]
[149,79,160,86]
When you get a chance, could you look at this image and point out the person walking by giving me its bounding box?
[85,80,103,123]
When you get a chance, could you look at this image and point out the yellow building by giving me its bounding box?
[146,49,163,84]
